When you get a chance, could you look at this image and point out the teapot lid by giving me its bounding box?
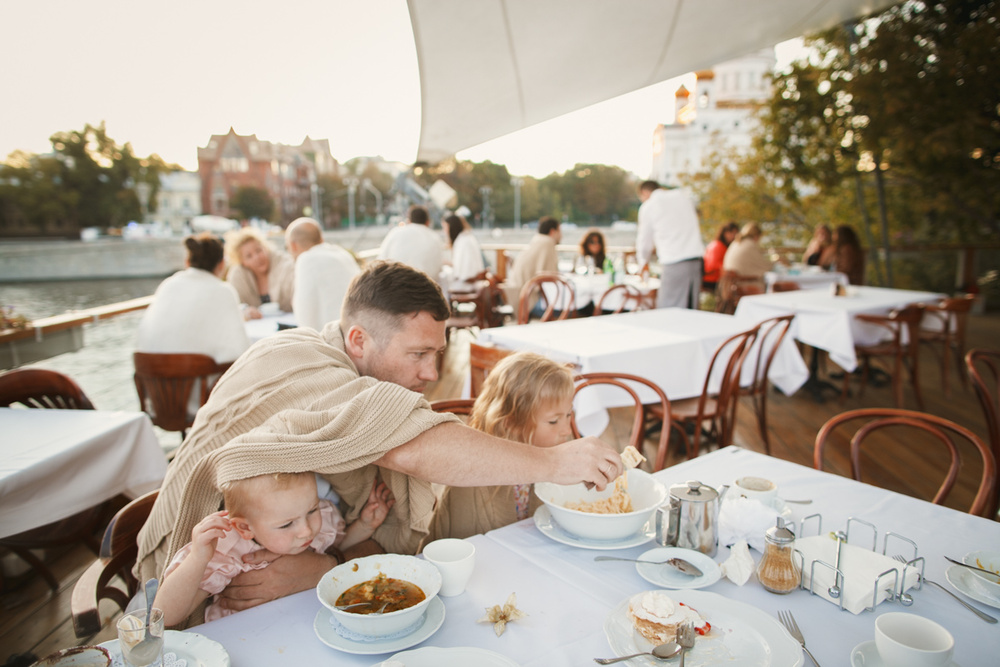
[670,480,719,503]
[766,516,796,544]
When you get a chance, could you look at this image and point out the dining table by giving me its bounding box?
[192,447,1000,666]
[244,311,298,343]
[476,308,809,434]
[764,267,848,293]
[0,407,166,538]
[734,286,946,372]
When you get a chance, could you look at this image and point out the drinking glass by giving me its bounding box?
[116,608,164,667]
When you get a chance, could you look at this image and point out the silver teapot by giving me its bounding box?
[659,480,728,557]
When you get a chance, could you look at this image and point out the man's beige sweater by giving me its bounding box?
[135,322,458,584]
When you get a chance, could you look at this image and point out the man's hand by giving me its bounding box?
[217,550,335,611]
[544,437,622,490]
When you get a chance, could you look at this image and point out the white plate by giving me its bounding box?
[533,505,654,550]
[370,646,519,666]
[603,590,803,666]
[850,640,961,667]
[99,630,230,667]
[944,565,1000,610]
[314,596,446,655]
[632,547,722,590]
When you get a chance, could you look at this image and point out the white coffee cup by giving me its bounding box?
[422,538,476,597]
[734,476,778,505]
[258,302,280,317]
[875,612,954,667]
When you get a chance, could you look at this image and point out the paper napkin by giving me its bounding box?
[718,495,780,553]
[720,539,754,585]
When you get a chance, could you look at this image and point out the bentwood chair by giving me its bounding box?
[739,315,795,454]
[133,352,233,440]
[814,408,997,518]
[430,398,476,416]
[517,273,576,324]
[594,283,648,315]
[966,348,1000,517]
[0,368,108,592]
[572,372,671,472]
[469,342,514,398]
[919,294,975,396]
[646,325,760,459]
[71,490,159,638]
[716,271,764,315]
[843,304,926,409]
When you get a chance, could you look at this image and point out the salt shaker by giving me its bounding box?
[756,516,800,594]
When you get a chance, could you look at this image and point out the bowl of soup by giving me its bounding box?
[535,468,667,541]
[317,554,441,638]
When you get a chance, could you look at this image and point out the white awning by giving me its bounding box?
[407,0,898,163]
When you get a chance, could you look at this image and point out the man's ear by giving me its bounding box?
[229,516,254,541]
[343,325,368,359]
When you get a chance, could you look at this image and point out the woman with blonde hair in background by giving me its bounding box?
[225,227,295,319]
[722,222,773,291]
[427,351,576,542]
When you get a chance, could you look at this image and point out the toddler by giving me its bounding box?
[155,472,394,626]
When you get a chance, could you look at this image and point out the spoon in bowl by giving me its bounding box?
[594,641,681,664]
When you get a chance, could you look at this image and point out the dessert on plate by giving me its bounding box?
[626,591,710,644]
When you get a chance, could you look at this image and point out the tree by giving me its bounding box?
[230,186,274,222]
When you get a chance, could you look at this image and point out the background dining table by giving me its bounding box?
[0,408,166,538]
[192,447,998,665]
[764,267,848,292]
[244,311,298,343]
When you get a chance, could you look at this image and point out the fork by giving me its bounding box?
[776,610,821,667]
[892,555,997,623]
[675,621,696,667]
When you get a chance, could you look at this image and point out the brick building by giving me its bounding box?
[197,129,338,226]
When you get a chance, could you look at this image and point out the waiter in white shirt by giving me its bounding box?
[635,180,705,309]
[285,217,361,330]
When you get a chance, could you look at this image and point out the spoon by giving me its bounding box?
[129,578,161,664]
[783,498,813,504]
[335,600,392,613]
[594,555,703,577]
[945,556,1000,581]
[594,641,681,664]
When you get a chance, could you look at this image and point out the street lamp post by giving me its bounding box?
[510,177,523,229]
[345,177,359,229]
[479,185,493,229]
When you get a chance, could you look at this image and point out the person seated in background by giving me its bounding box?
[136,233,250,418]
[154,472,393,626]
[443,213,487,286]
[225,227,295,319]
[427,351,575,541]
[702,221,739,290]
[377,204,444,283]
[722,222,773,291]
[831,225,866,285]
[285,217,361,331]
[577,228,607,273]
[504,215,561,307]
[803,224,836,267]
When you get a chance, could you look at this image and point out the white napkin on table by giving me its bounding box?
[795,535,920,614]
[718,495,780,553]
[720,539,754,585]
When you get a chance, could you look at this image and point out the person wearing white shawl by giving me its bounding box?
[136,261,622,627]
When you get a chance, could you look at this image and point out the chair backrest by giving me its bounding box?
[517,272,576,324]
[571,372,672,472]
[594,283,647,315]
[716,271,763,314]
[748,315,795,395]
[814,408,997,517]
[430,398,477,416]
[469,342,514,398]
[922,294,975,338]
[71,490,159,638]
[966,348,1000,516]
[770,281,801,293]
[133,352,232,433]
[695,325,760,451]
[0,368,94,410]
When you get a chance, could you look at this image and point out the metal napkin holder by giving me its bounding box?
[790,514,922,613]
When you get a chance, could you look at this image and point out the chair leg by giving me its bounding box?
[6,546,59,592]
[907,353,924,411]
[755,392,771,455]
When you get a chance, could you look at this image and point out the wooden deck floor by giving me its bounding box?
[3,312,998,663]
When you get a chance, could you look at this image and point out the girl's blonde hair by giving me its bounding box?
[224,227,273,268]
[220,471,314,518]
[469,351,575,444]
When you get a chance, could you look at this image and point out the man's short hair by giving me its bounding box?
[538,216,560,236]
[638,180,660,195]
[341,260,450,345]
[407,205,430,226]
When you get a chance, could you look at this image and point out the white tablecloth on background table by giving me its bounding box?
[734,286,945,371]
[0,408,166,538]
[478,308,808,434]
[764,267,848,292]
[194,448,1000,666]
[244,312,298,343]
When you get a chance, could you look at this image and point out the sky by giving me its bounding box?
[0,1,804,179]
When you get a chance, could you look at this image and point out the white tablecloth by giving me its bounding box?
[764,268,847,292]
[564,274,660,311]
[244,312,298,343]
[734,286,945,371]
[194,448,1000,666]
[478,309,808,434]
[0,408,166,538]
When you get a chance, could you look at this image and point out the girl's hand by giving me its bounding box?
[189,510,231,560]
[359,480,395,530]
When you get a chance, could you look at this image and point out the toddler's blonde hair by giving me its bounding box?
[469,351,574,444]
[220,471,314,518]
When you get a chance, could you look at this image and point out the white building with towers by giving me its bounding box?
[650,49,776,186]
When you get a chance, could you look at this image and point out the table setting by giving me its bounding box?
[186,447,998,666]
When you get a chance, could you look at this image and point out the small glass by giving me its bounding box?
[756,517,800,595]
[116,608,164,667]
